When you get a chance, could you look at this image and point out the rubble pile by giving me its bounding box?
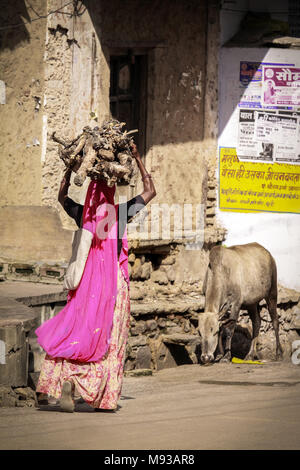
[52,119,137,187]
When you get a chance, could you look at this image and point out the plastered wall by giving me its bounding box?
[0,0,46,206]
[218,47,300,290]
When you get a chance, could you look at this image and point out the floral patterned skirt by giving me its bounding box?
[36,264,130,410]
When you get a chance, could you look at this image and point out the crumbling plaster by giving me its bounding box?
[0,0,222,271]
[0,0,47,207]
[41,0,220,229]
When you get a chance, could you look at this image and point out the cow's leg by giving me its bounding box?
[245,303,261,360]
[215,328,224,362]
[219,322,236,362]
[220,304,240,363]
[266,294,283,360]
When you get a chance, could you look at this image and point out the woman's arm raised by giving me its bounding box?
[58,167,72,207]
[130,143,156,204]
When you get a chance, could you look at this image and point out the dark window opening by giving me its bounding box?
[109,53,147,157]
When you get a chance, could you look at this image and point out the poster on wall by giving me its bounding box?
[273,111,300,164]
[219,147,300,214]
[219,50,300,213]
[255,111,300,164]
[239,61,295,109]
[237,61,300,166]
[237,109,276,162]
[239,61,262,108]
[261,66,300,107]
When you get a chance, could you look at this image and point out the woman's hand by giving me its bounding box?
[130,142,141,160]
[129,142,156,204]
[58,167,72,206]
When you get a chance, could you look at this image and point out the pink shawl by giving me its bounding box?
[35,180,129,362]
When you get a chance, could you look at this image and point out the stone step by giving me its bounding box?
[131,298,205,316]
[162,332,201,346]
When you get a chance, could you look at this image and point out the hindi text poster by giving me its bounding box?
[262,66,300,107]
[219,147,300,214]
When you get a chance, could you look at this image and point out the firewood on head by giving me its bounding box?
[74,139,97,186]
[98,149,115,161]
[117,152,132,166]
[52,118,137,187]
[69,134,87,163]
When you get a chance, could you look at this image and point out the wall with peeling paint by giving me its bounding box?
[0,0,222,270]
[41,0,217,222]
[0,0,46,206]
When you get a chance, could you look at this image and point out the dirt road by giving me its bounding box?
[1,362,300,450]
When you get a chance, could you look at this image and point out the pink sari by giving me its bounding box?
[36,180,129,363]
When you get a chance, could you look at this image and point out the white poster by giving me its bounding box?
[255,111,299,164]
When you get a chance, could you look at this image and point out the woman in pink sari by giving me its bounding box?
[35,144,156,412]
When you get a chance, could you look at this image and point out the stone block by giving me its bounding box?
[39,266,65,280]
[0,296,38,388]
[160,255,175,265]
[128,335,147,349]
[14,386,37,407]
[136,346,152,369]
[290,307,300,330]
[0,323,28,387]
[130,321,146,336]
[130,288,144,301]
[157,318,167,328]
[128,253,136,264]
[151,270,169,285]
[0,385,18,407]
[131,258,143,280]
[153,341,178,371]
[207,189,216,199]
[163,265,176,283]
[8,263,39,282]
[140,262,152,280]
[146,319,157,332]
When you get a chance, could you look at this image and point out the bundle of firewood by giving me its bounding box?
[52,119,137,187]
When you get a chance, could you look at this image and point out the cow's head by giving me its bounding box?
[197,303,231,364]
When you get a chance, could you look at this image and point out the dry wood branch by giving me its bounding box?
[51,119,137,186]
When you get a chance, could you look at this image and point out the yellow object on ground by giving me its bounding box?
[232,357,264,365]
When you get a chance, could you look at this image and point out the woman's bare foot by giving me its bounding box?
[60,381,75,413]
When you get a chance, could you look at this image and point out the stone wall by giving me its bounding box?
[17,278,300,376]
[125,284,300,370]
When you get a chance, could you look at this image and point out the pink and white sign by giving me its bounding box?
[262,66,300,107]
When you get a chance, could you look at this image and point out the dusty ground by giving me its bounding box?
[0,361,300,450]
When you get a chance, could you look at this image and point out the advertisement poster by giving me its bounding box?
[262,66,300,107]
[239,61,294,109]
[239,61,262,108]
[219,147,300,214]
[237,109,276,162]
[255,111,299,163]
[274,111,300,164]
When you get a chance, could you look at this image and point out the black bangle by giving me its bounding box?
[142,174,152,181]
